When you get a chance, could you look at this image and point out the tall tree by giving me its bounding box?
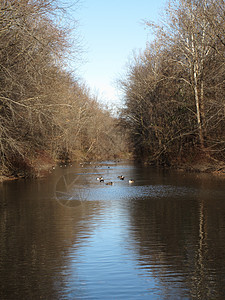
[120,0,225,165]
[146,0,216,149]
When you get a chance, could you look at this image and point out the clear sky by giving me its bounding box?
[71,0,167,108]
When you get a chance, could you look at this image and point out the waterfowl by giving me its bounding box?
[118,175,125,180]
[100,178,104,183]
[96,176,103,181]
[106,181,114,185]
[129,179,134,184]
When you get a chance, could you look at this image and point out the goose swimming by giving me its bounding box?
[106,181,114,185]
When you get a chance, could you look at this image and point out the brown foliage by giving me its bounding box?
[0,0,127,178]
[120,0,225,165]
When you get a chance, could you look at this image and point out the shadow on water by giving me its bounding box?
[0,161,225,299]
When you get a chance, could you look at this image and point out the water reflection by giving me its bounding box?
[125,181,225,299]
[0,174,101,299]
[0,161,225,299]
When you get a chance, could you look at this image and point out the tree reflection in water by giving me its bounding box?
[0,162,225,299]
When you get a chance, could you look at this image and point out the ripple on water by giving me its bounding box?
[68,184,198,202]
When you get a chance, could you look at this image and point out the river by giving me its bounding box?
[0,161,225,299]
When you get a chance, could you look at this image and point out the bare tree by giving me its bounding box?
[120,0,225,166]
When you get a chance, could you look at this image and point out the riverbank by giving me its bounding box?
[0,152,131,183]
[0,175,17,182]
[1,160,225,183]
[176,159,225,177]
[0,150,55,183]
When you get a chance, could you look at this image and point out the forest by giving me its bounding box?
[0,0,128,179]
[1,0,225,180]
[120,0,225,171]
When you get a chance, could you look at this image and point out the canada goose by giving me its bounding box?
[96,176,103,181]
[100,178,104,183]
[106,181,114,185]
[118,175,125,180]
[129,179,134,184]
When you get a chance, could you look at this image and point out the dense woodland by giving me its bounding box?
[1,0,225,179]
[120,0,225,169]
[0,0,128,178]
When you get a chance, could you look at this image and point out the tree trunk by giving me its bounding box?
[192,32,204,149]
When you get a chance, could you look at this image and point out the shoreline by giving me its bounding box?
[1,160,225,183]
[175,160,225,177]
[0,175,18,183]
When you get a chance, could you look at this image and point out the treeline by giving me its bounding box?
[120,0,225,167]
[0,0,127,178]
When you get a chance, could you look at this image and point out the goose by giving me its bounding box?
[106,181,114,185]
[96,176,103,181]
[129,179,134,184]
[118,175,125,180]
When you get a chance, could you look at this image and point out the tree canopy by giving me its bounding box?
[120,0,225,167]
[0,0,128,178]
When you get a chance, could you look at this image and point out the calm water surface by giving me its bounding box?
[0,161,225,299]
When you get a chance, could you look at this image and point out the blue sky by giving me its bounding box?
[71,0,167,107]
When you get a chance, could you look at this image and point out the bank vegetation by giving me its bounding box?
[0,0,128,179]
[120,0,225,172]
